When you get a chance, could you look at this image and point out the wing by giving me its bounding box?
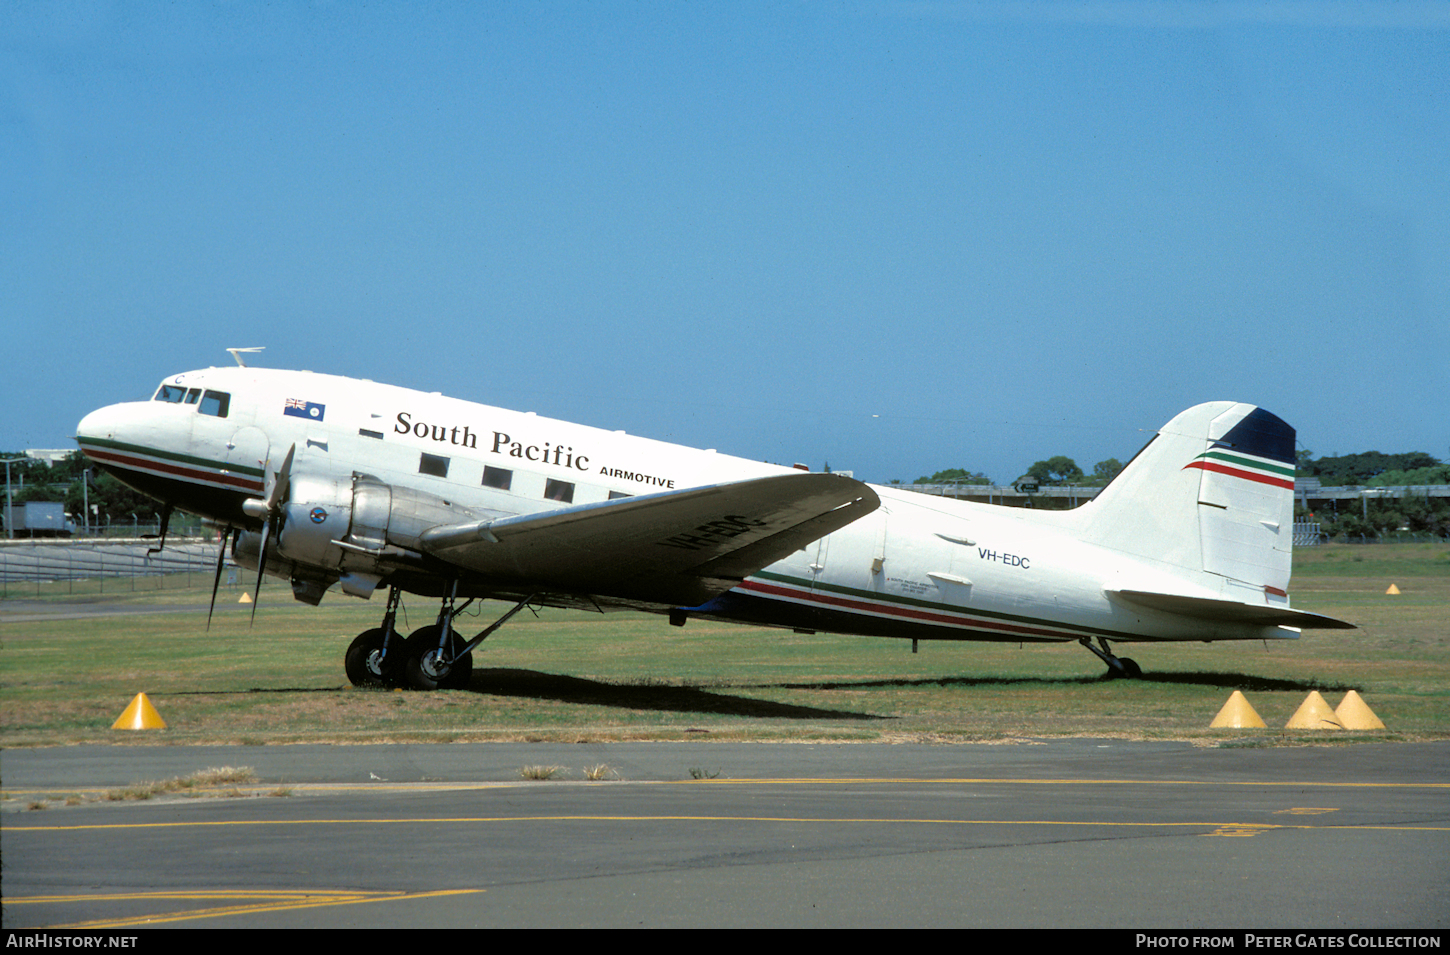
[418,472,879,607]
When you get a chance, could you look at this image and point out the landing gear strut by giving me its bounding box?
[344,583,540,692]
[345,586,405,687]
[1080,637,1142,679]
[399,579,480,691]
[403,587,540,691]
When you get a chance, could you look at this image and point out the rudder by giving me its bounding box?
[1075,402,1297,594]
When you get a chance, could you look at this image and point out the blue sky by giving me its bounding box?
[5,1,1447,485]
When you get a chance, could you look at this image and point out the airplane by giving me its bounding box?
[74,356,1354,690]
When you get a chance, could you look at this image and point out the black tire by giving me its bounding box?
[345,628,402,688]
[1120,657,1143,679]
[403,625,473,691]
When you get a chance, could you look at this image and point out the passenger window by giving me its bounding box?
[419,453,450,478]
[198,390,230,417]
[154,384,186,403]
[483,466,513,491]
[544,479,575,503]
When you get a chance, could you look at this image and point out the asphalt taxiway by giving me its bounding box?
[3,740,1447,929]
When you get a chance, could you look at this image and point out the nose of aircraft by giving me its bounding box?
[76,403,126,444]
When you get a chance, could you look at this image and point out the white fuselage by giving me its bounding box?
[77,366,1298,645]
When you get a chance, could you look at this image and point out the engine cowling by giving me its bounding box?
[234,473,508,603]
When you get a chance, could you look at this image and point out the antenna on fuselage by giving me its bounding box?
[227,347,265,368]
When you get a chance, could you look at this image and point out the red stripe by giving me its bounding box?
[738,579,1081,641]
[1183,460,1294,490]
[86,448,264,493]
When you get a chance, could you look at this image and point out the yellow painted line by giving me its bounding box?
[7,814,1450,833]
[12,889,392,903]
[1203,825,1276,837]
[10,888,483,929]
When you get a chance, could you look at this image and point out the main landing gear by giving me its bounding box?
[345,586,406,687]
[1079,636,1143,679]
[344,585,538,692]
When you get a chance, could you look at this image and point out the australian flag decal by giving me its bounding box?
[283,398,326,421]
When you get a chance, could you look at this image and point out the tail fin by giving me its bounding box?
[1076,402,1297,594]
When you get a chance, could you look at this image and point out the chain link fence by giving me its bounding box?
[0,538,232,598]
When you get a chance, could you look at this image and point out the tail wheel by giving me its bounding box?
[1103,656,1143,680]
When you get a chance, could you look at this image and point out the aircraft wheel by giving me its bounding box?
[403,625,473,691]
[1102,657,1142,680]
[345,628,403,688]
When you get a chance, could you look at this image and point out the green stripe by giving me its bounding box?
[78,436,264,478]
[1195,451,1297,478]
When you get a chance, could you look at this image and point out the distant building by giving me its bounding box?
[25,449,75,464]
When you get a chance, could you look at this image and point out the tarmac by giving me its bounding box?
[3,738,1447,929]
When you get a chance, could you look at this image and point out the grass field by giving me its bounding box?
[1,543,1446,747]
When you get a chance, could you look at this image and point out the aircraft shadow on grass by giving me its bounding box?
[445,667,1355,719]
[182,669,886,721]
[461,667,885,721]
[765,672,1358,693]
[182,668,1355,721]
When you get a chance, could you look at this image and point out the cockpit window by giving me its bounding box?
[154,382,230,417]
[199,390,230,418]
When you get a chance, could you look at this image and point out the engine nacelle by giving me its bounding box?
[234,473,506,603]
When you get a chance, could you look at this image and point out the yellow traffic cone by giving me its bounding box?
[1335,690,1386,730]
[1286,691,1342,730]
[1210,690,1267,728]
[239,592,253,603]
[1385,584,1401,595]
[112,692,167,730]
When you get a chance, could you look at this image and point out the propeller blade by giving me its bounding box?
[266,444,296,511]
[248,443,294,628]
[250,519,270,626]
[207,527,232,632]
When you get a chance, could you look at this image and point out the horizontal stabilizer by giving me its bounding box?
[1108,589,1357,630]
[419,472,879,607]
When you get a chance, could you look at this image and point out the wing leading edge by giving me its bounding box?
[419,472,879,607]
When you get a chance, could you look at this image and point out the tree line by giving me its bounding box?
[904,457,1126,488]
[1296,450,1450,539]
[905,449,1449,490]
[901,448,1450,538]
[2,450,165,533]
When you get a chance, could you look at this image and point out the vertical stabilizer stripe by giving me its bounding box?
[1183,460,1294,490]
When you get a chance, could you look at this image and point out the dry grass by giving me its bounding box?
[24,766,259,810]
[519,765,564,780]
[101,766,257,802]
